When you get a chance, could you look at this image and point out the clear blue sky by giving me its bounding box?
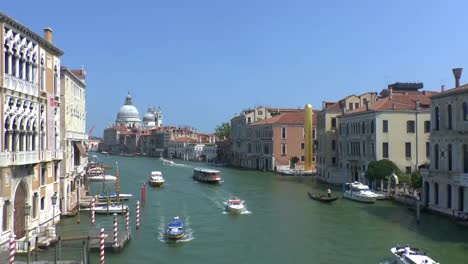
[2,1,467,136]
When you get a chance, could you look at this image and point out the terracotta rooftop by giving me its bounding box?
[251,110,319,126]
[70,69,86,78]
[431,84,468,98]
[345,92,436,114]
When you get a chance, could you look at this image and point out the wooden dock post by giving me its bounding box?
[9,234,15,264]
[100,228,105,264]
[126,208,130,235]
[416,200,421,224]
[91,197,96,225]
[113,213,118,247]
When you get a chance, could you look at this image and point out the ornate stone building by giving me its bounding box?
[0,12,63,248]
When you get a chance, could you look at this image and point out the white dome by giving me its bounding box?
[116,93,141,124]
[143,110,156,122]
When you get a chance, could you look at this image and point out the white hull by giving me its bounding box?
[81,204,129,214]
[343,191,376,203]
[88,175,117,182]
[390,247,439,264]
[226,205,245,214]
[97,194,133,201]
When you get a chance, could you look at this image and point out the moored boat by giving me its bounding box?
[225,198,245,213]
[193,168,222,184]
[166,216,185,240]
[88,174,117,182]
[97,192,133,201]
[81,203,129,214]
[307,192,338,203]
[343,182,377,203]
[149,171,164,187]
[391,245,439,264]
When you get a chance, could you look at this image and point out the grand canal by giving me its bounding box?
[54,153,467,263]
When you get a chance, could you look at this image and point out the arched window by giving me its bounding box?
[4,44,9,74]
[18,54,24,79]
[40,197,45,210]
[463,102,468,121]
[434,144,439,170]
[40,57,45,91]
[434,106,440,131]
[447,104,453,130]
[53,65,58,96]
[448,144,453,171]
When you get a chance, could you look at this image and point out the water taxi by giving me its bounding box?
[225,198,245,213]
[149,171,164,187]
[343,182,377,203]
[193,168,222,184]
[166,216,185,240]
[391,245,439,264]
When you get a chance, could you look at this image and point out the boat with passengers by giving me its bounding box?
[391,245,439,264]
[148,171,165,187]
[166,216,185,240]
[193,168,222,184]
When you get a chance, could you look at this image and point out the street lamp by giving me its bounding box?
[24,202,31,264]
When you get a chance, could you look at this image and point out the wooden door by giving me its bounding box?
[14,183,26,239]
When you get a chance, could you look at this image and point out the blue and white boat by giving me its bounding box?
[166,216,185,240]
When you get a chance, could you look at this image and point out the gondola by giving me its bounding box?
[307,192,338,203]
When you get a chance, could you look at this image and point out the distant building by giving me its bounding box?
[422,68,468,216]
[230,107,317,171]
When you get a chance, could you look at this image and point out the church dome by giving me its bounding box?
[143,108,156,122]
[116,93,141,124]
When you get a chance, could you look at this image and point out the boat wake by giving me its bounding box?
[157,216,194,243]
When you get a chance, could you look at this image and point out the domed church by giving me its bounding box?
[143,106,163,128]
[116,92,142,128]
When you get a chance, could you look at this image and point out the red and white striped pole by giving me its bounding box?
[100,228,105,264]
[9,234,15,264]
[125,208,130,235]
[136,201,140,230]
[91,197,96,225]
[113,213,118,247]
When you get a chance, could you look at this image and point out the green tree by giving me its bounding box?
[410,170,423,189]
[214,122,231,139]
[366,159,403,182]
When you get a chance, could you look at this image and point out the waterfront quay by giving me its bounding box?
[22,153,467,264]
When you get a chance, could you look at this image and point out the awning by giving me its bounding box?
[74,142,87,157]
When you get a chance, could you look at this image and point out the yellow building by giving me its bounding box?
[0,12,63,248]
[336,84,435,184]
[60,67,87,215]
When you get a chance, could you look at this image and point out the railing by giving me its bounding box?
[15,240,29,253]
[40,150,52,161]
[4,74,37,97]
[0,151,39,166]
[52,149,63,160]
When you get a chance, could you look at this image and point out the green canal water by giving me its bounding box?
[53,153,467,263]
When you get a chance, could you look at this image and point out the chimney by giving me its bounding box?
[415,101,420,110]
[441,85,445,92]
[44,27,53,43]
[365,100,369,111]
[392,103,396,110]
[453,68,463,87]
[389,88,393,99]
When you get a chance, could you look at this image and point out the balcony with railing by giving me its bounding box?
[40,150,52,161]
[4,74,38,97]
[52,149,63,160]
[0,151,40,166]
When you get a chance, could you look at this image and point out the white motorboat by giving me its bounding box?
[149,171,165,187]
[81,204,129,214]
[391,245,439,264]
[343,182,377,203]
[97,192,133,201]
[88,174,117,182]
[161,158,175,166]
[225,199,245,214]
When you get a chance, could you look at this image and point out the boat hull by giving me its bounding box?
[97,194,133,201]
[308,192,338,203]
[166,232,185,240]
[83,205,129,214]
[225,205,245,214]
[149,180,164,187]
[193,177,222,184]
[343,192,376,203]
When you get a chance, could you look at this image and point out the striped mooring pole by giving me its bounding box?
[100,228,105,264]
[91,197,96,225]
[113,213,118,247]
[136,201,140,230]
[9,234,15,264]
[125,208,130,234]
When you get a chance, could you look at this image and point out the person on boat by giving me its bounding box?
[327,188,331,198]
[404,245,410,256]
